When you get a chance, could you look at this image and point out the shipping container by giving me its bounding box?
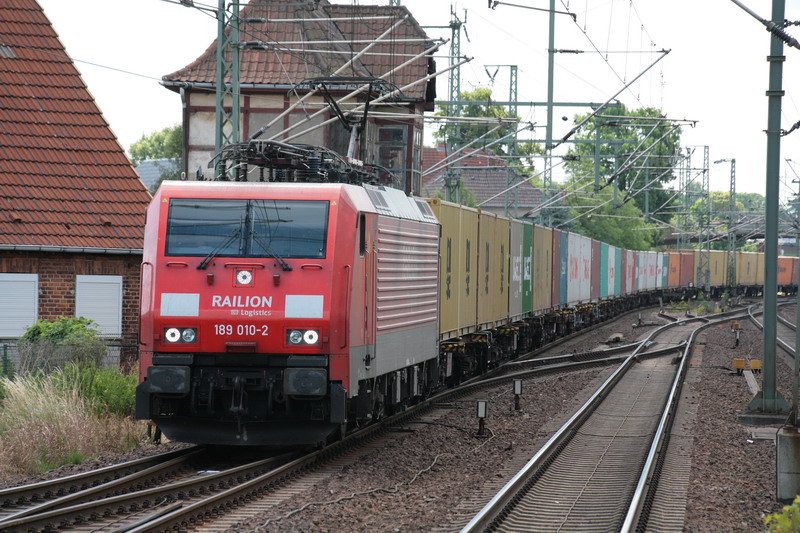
[591,239,601,301]
[533,225,553,312]
[522,223,533,314]
[509,219,524,321]
[552,229,568,307]
[737,251,758,286]
[693,250,727,289]
[426,199,478,340]
[660,253,669,289]
[567,232,591,305]
[778,256,794,287]
[477,210,497,328]
[637,251,657,291]
[599,243,609,299]
[793,257,800,289]
[627,250,637,294]
[756,252,765,286]
[679,252,695,288]
[614,246,622,296]
[667,252,681,288]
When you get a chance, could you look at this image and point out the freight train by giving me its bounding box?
[135,166,796,447]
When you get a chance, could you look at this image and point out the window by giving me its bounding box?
[377,125,408,190]
[166,199,329,259]
[0,274,37,337]
[76,275,122,337]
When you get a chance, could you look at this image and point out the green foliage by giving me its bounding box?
[563,104,682,227]
[129,124,183,193]
[434,87,514,150]
[765,495,800,531]
[89,368,138,416]
[565,185,657,249]
[18,317,106,373]
[129,124,182,165]
[51,364,137,416]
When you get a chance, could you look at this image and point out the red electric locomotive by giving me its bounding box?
[136,181,441,446]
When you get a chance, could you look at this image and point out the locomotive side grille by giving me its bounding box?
[375,219,439,332]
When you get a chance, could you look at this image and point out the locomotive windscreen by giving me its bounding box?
[165,198,329,258]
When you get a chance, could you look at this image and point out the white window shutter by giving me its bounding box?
[0,274,38,337]
[75,275,123,337]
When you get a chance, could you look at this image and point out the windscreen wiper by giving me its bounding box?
[250,233,293,271]
[197,228,241,270]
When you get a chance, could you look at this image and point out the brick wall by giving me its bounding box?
[0,251,141,367]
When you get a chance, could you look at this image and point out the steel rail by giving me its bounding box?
[460,316,701,532]
[0,452,296,531]
[749,303,796,357]
[461,307,752,532]
[621,309,751,531]
[0,446,200,511]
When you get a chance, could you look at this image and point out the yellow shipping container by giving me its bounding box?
[426,199,479,340]
[737,251,759,285]
[756,252,765,285]
[532,225,553,313]
[695,250,727,288]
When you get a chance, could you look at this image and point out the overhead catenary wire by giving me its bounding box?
[263,39,446,141]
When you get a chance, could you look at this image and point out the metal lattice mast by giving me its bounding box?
[444,6,464,202]
[677,148,689,250]
[728,159,737,289]
[698,145,711,292]
[486,64,519,216]
[214,0,241,181]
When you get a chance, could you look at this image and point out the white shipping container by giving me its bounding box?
[567,232,591,305]
[656,252,664,289]
[626,249,636,295]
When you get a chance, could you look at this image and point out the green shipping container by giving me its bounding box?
[600,243,609,299]
[661,253,669,288]
[614,247,623,296]
[522,222,533,314]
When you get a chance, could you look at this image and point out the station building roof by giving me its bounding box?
[162,0,433,103]
[0,0,152,252]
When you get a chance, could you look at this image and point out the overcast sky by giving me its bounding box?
[37,0,800,199]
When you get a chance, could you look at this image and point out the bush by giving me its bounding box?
[765,495,800,531]
[17,317,106,373]
[0,373,144,475]
[89,367,138,416]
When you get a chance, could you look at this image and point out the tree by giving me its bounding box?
[129,125,183,192]
[563,105,682,225]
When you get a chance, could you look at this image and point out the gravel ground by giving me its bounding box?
[228,310,665,532]
[9,306,780,533]
[683,306,793,532]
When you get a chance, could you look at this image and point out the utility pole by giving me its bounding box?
[747,0,790,417]
[544,0,556,225]
[214,0,241,181]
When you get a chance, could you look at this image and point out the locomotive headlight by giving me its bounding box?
[165,328,181,343]
[164,327,197,343]
[288,330,303,344]
[303,329,319,345]
[181,328,197,343]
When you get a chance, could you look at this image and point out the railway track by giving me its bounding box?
[460,308,751,533]
[748,303,796,357]
[0,306,666,532]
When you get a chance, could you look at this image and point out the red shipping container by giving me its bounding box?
[778,256,794,286]
[679,252,695,288]
[551,228,562,307]
[591,239,600,301]
[621,249,628,295]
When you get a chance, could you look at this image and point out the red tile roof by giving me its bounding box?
[422,146,542,213]
[163,0,432,101]
[0,0,151,250]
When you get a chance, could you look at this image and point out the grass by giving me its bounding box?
[0,366,145,476]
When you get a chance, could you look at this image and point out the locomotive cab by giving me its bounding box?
[136,182,361,446]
